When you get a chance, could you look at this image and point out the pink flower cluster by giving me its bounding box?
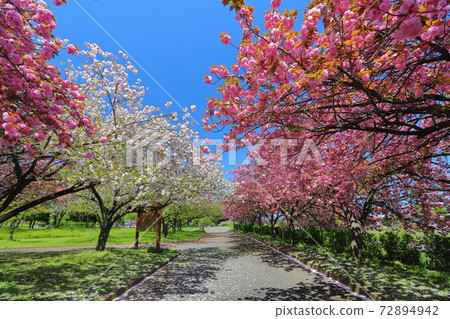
[220,33,231,45]
[0,0,96,153]
[271,0,282,9]
[394,16,423,40]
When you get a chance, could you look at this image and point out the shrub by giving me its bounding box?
[379,231,401,261]
[237,224,448,272]
[325,229,351,254]
[398,233,421,265]
[296,228,324,246]
[362,232,384,260]
[379,231,421,265]
[274,226,282,238]
[260,224,272,236]
[423,234,450,271]
[240,224,254,233]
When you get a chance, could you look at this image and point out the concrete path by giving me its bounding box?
[116,227,362,301]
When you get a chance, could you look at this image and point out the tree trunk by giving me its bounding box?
[155,214,162,253]
[162,219,169,238]
[172,220,177,233]
[345,209,363,260]
[96,221,113,251]
[52,213,60,227]
[288,215,297,246]
[269,214,278,238]
[350,220,363,260]
[52,212,65,228]
[56,213,64,228]
[9,219,20,241]
[134,231,139,249]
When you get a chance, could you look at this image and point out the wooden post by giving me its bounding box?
[134,230,139,249]
[155,207,162,253]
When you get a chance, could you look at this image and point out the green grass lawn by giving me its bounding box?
[220,221,234,228]
[0,226,204,249]
[0,248,179,300]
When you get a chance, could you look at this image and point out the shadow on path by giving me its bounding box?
[117,228,361,301]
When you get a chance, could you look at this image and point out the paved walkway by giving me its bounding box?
[116,227,362,301]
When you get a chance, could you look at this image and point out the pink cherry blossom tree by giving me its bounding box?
[206,0,449,151]
[311,131,448,258]
[1,0,95,150]
[0,0,96,223]
[225,130,448,258]
[207,0,449,258]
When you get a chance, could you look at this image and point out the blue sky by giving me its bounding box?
[46,0,309,178]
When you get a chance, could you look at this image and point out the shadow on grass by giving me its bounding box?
[0,248,179,301]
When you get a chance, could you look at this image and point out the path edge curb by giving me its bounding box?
[240,232,386,301]
[101,252,181,301]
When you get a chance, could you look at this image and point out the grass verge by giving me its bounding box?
[0,226,204,249]
[240,231,449,301]
[0,248,179,300]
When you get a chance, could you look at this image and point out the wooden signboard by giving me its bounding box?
[137,209,159,232]
[135,204,162,252]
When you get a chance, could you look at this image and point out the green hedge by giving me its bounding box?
[422,234,450,270]
[236,224,449,271]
